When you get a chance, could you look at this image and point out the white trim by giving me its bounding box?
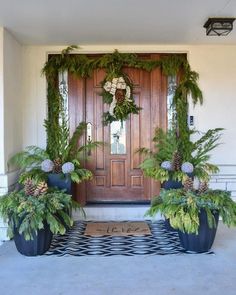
[0,170,19,194]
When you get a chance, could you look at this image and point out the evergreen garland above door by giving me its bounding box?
[42,46,203,158]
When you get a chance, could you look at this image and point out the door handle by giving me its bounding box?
[87,122,92,142]
[86,123,92,155]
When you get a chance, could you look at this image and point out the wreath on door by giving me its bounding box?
[101,74,141,125]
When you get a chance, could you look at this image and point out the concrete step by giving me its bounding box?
[72,204,162,221]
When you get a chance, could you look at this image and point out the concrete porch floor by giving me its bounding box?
[0,222,236,295]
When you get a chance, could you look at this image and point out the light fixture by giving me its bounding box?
[204,18,235,36]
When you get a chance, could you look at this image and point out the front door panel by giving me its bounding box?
[68,54,167,204]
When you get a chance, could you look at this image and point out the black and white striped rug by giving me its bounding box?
[46,220,213,256]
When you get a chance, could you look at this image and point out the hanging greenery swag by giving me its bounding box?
[42,45,203,158]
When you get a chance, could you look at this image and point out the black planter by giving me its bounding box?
[47,173,72,194]
[164,218,177,232]
[161,179,183,190]
[14,223,53,256]
[178,209,219,253]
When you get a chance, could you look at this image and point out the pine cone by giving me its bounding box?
[183,176,194,192]
[198,181,208,194]
[34,181,48,197]
[115,89,125,104]
[53,158,62,173]
[172,151,182,171]
[24,178,35,196]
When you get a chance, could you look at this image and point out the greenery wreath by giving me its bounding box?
[101,74,141,125]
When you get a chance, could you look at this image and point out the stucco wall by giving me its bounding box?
[0,28,23,240]
[3,29,23,170]
[0,29,22,194]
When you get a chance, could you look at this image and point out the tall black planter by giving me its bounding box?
[47,173,72,194]
[47,173,73,231]
[178,209,219,253]
[14,223,53,256]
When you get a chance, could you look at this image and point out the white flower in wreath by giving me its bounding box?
[110,86,116,95]
[117,82,126,89]
[116,82,122,89]
[118,77,125,83]
[121,83,126,90]
[111,82,117,89]
[112,77,119,85]
[104,81,112,92]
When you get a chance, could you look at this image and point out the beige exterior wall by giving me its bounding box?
[0,28,22,194]
[3,29,23,170]
[0,28,23,240]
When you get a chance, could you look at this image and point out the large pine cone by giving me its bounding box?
[172,151,182,171]
[198,181,208,194]
[24,178,35,196]
[53,158,62,173]
[34,181,48,197]
[183,176,194,192]
[115,89,125,104]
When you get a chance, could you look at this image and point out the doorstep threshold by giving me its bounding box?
[85,202,150,207]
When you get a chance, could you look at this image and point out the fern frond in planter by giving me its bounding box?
[9,120,102,185]
[139,126,223,183]
[186,128,223,181]
[9,146,49,170]
[138,128,182,183]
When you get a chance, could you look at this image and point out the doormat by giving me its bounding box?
[45,220,214,257]
[84,222,151,236]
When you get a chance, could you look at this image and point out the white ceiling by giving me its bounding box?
[0,0,236,45]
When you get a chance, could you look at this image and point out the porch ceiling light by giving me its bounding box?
[203,18,235,36]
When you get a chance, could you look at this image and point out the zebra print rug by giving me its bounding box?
[45,220,214,256]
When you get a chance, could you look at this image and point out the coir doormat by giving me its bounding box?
[84,222,151,236]
[45,220,214,257]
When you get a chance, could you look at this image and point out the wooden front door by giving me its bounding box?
[69,54,167,205]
